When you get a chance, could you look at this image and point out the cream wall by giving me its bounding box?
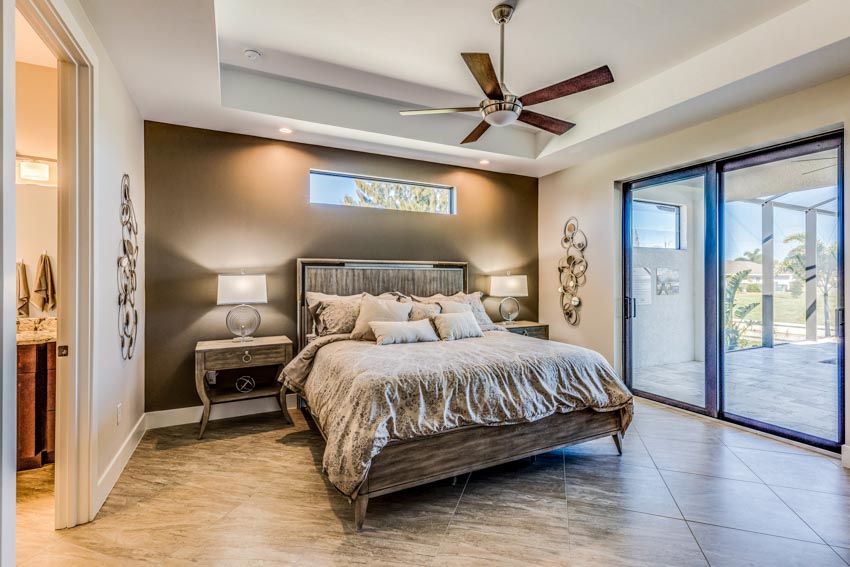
[538,73,850,464]
[15,62,57,319]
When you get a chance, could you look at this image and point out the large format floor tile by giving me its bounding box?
[567,502,708,566]
[660,469,821,542]
[688,522,847,567]
[14,400,849,565]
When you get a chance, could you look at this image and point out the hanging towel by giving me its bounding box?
[32,254,56,312]
[16,262,30,317]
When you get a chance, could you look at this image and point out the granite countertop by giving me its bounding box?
[16,317,58,346]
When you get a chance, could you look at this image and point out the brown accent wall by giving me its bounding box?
[144,122,539,412]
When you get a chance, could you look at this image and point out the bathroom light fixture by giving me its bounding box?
[278,127,293,134]
[19,161,50,181]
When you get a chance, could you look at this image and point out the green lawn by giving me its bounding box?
[736,290,839,325]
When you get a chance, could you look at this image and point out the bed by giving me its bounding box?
[282,258,633,530]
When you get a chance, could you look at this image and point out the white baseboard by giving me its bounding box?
[93,413,146,515]
[145,394,298,430]
[842,445,849,469]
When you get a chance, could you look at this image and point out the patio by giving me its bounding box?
[634,340,840,441]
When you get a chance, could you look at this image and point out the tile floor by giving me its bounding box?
[16,399,850,566]
[634,341,840,440]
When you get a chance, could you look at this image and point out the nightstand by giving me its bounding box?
[495,321,549,340]
[194,335,293,439]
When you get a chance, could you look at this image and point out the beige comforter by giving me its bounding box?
[281,330,633,497]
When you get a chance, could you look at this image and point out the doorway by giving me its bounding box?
[623,132,845,451]
[14,6,59,555]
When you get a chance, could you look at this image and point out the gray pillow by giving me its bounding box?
[409,302,441,321]
[432,312,484,341]
[413,292,493,326]
[351,296,413,341]
[315,298,360,336]
[370,319,440,345]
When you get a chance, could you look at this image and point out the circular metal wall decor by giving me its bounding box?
[558,216,587,326]
[118,174,139,360]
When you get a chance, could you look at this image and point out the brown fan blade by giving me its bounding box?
[461,121,491,144]
[520,65,614,106]
[461,53,503,100]
[517,110,575,135]
[399,107,480,116]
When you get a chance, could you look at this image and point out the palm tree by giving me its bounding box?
[734,248,762,263]
[782,233,838,336]
[724,270,760,350]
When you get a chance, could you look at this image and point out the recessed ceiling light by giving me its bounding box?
[479,159,490,165]
[243,49,261,60]
[278,127,293,134]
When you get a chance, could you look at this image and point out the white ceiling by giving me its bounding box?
[79,0,850,177]
[15,9,56,68]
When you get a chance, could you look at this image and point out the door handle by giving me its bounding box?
[632,298,637,319]
[837,308,845,339]
[624,297,631,320]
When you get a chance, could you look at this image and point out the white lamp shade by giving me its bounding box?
[217,274,268,305]
[490,274,528,297]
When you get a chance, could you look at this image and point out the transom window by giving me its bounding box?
[632,200,682,249]
[309,170,456,215]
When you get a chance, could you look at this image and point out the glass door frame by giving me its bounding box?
[623,163,720,418]
[717,132,845,451]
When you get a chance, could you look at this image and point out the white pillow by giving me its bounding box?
[370,319,440,345]
[438,300,472,314]
[432,312,484,341]
[351,296,413,341]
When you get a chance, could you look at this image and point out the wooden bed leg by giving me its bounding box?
[354,495,369,532]
[612,432,623,455]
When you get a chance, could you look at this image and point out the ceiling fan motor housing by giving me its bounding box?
[481,93,522,126]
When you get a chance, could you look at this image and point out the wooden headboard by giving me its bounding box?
[296,258,468,350]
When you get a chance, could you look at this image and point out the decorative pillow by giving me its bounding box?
[438,300,472,314]
[314,298,361,336]
[409,302,441,321]
[432,312,484,341]
[351,296,413,341]
[369,319,440,345]
[413,291,493,326]
[306,292,362,330]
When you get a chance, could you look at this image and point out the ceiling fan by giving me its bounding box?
[399,2,615,144]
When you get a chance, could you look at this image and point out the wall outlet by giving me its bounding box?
[116,402,123,426]
[206,371,217,385]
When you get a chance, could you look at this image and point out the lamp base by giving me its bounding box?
[499,297,520,322]
[231,335,255,343]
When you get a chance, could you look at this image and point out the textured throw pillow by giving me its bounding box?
[351,296,413,341]
[306,292,362,331]
[315,298,361,336]
[438,300,473,314]
[369,319,440,345]
[413,292,493,326]
[409,302,441,321]
[432,312,484,341]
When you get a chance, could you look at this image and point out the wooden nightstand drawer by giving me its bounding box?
[496,321,549,340]
[204,344,287,370]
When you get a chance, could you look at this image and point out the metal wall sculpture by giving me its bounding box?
[558,216,587,326]
[118,174,139,359]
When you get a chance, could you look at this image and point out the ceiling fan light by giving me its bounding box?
[484,109,519,127]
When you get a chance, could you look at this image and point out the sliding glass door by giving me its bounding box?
[720,136,844,447]
[624,166,718,414]
[624,132,844,449]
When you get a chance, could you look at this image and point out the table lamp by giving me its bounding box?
[217,273,267,341]
[489,273,528,322]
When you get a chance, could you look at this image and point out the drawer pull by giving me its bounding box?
[242,351,252,363]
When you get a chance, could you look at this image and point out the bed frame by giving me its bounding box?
[295,258,628,530]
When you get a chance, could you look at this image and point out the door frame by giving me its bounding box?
[2,2,95,560]
[622,130,845,452]
[622,164,720,417]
